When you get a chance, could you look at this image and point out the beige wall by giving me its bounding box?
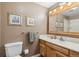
[0,3,3,57]
[0,2,48,56]
[0,3,1,47]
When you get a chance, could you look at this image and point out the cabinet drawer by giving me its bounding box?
[46,42,69,55]
[56,51,68,57]
[70,50,79,57]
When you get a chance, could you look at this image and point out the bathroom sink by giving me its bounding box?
[44,35,54,39]
[49,36,54,39]
[59,38,65,41]
[40,35,79,53]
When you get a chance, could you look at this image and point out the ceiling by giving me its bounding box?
[34,2,79,19]
[34,2,57,8]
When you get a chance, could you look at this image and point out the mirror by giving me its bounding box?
[49,6,79,33]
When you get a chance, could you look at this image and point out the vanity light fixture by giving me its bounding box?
[53,9,56,12]
[49,11,52,14]
[67,2,72,6]
[60,6,63,9]
[59,2,66,9]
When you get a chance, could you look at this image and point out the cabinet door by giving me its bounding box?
[56,51,67,57]
[70,50,79,57]
[46,42,69,55]
[40,44,46,56]
[47,46,56,57]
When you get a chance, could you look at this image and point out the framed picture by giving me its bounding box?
[27,17,35,26]
[9,14,22,25]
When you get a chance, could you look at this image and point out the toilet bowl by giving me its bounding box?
[5,42,23,57]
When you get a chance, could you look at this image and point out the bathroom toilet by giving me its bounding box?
[4,42,23,57]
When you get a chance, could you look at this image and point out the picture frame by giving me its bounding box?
[8,13,22,25]
[27,17,35,26]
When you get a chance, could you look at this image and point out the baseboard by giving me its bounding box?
[31,54,40,57]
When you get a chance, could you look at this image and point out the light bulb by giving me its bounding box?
[49,11,52,14]
[60,6,63,9]
[67,2,72,6]
[53,9,56,12]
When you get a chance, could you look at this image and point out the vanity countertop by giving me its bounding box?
[39,35,79,52]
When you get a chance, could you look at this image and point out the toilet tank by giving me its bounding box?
[5,42,23,57]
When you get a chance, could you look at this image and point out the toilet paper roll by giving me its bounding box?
[24,49,29,54]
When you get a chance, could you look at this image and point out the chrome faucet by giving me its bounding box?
[49,35,56,39]
[59,36,65,41]
[54,35,56,39]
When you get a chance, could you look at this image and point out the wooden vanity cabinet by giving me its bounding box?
[39,39,79,57]
[40,44,46,56]
[70,50,79,57]
[39,40,46,56]
[46,46,56,57]
[46,42,69,55]
[40,39,69,57]
[46,46,67,57]
[46,42,69,57]
[56,51,68,57]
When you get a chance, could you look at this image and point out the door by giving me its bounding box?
[40,44,46,56]
[70,50,79,57]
